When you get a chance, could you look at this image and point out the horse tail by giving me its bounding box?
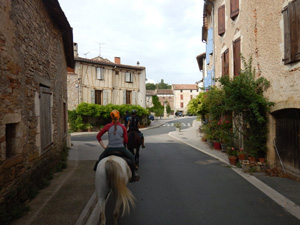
[105,159,135,216]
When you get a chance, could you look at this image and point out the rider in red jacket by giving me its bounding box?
[94,110,140,182]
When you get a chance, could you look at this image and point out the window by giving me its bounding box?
[283,0,300,64]
[190,95,193,100]
[230,0,239,19]
[6,123,17,158]
[96,67,104,80]
[190,90,192,93]
[233,38,241,76]
[180,94,183,100]
[218,5,225,36]
[115,71,119,75]
[222,49,229,76]
[95,90,102,105]
[125,72,133,82]
[40,85,52,152]
[180,102,184,108]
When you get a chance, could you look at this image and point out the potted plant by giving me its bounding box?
[174,122,181,132]
[227,147,237,165]
[237,148,246,161]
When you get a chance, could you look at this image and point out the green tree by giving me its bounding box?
[146,83,156,90]
[157,79,171,89]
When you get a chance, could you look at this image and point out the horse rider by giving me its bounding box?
[123,110,130,128]
[127,109,145,148]
[94,110,140,182]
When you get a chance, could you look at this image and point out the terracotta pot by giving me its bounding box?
[248,157,256,163]
[228,156,237,165]
[214,142,221,150]
[238,153,246,161]
[258,158,265,163]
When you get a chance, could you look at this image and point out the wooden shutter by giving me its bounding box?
[96,68,104,80]
[233,38,241,76]
[283,0,300,64]
[132,91,136,105]
[103,90,108,105]
[218,5,225,36]
[91,89,95,103]
[126,91,131,104]
[123,90,126,104]
[40,86,52,152]
[202,26,207,42]
[230,0,239,19]
[222,49,229,76]
[290,0,300,62]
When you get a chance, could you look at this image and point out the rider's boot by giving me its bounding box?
[141,137,145,148]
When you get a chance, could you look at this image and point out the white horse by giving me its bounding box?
[95,155,135,225]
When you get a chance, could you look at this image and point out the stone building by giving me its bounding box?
[145,89,174,112]
[0,0,74,209]
[202,0,300,175]
[172,84,199,114]
[67,44,147,110]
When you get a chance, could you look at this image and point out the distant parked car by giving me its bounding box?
[149,115,154,121]
[175,111,184,117]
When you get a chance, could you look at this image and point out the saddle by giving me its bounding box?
[93,151,134,172]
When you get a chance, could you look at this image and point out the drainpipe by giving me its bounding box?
[204,0,215,88]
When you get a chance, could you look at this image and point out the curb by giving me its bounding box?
[75,192,97,225]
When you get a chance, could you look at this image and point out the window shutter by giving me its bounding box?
[290,0,300,62]
[103,90,108,105]
[123,90,126,104]
[125,72,131,82]
[91,89,95,103]
[132,91,136,105]
[96,68,103,80]
[221,50,229,77]
[230,0,239,19]
[233,38,241,76]
[202,26,207,42]
[218,5,225,36]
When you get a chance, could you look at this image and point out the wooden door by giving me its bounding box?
[274,109,300,170]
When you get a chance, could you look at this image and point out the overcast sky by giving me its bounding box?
[59,0,205,84]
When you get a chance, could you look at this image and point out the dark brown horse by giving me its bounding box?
[127,130,142,168]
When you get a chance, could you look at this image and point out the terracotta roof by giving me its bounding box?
[146,90,156,96]
[75,57,145,70]
[172,84,198,90]
[157,89,173,95]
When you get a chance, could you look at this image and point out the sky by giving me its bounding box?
[58,0,205,84]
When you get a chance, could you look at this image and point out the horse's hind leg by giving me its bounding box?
[113,195,122,225]
[97,192,110,225]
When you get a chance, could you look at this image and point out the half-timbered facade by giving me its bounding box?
[68,46,146,110]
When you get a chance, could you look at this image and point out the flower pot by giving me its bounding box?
[228,156,237,165]
[221,143,227,152]
[201,137,207,142]
[238,153,246,161]
[248,157,256,163]
[258,158,265,163]
[214,142,221,150]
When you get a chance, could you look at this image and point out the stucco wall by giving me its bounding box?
[0,0,68,203]
[208,0,300,173]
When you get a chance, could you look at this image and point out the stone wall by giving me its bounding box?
[0,0,68,205]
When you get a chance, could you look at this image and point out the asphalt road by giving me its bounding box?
[75,118,300,225]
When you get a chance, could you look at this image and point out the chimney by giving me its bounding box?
[114,57,121,64]
[73,42,78,57]
[137,61,140,66]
